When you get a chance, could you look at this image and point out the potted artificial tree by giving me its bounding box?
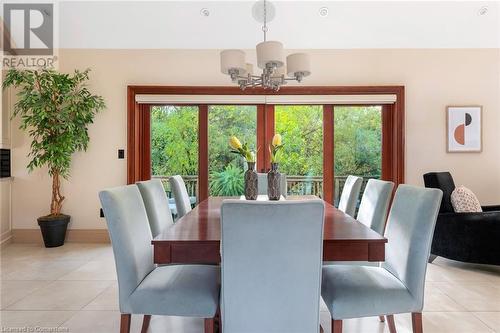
[3,68,105,247]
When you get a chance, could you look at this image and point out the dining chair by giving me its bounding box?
[257,173,288,197]
[338,175,363,217]
[136,179,173,238]
[99,185,220,333]
[169,175,192,218]
[321,185,442,333]
[357,179,394,235]
[220,199,325,332]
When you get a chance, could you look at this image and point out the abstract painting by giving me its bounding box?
[447,106,482,152]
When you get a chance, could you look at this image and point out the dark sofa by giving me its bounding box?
[423,172,500,265]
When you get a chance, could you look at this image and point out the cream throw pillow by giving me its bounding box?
[451,186,482,213]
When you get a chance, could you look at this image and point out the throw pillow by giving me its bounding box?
[451,186,482,213]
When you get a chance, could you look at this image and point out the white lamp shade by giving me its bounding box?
[245,63,254,75]
[256,41,284,69]
[286,53,311,77]
[221,49,246,75]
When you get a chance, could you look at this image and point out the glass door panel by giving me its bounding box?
[208,105,257,196]
[151,105,199,206]
[274,105,323,197]
[333,105,382,207]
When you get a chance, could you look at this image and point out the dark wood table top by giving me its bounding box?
[152,196,387,264]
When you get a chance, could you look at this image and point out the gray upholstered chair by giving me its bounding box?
[338,175,363,217]
[99,185,219,333]
[322,185,443,333]
[220,200,325,332]
[357,179,394,236]
[169,175,192,218]
[257,173,288,197]
[136,179,173,238]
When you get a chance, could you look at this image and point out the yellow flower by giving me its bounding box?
[229,136,242,150]
[272,133,282,147]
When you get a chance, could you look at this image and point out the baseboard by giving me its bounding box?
[11,229,110,244]
[1,230,13,248]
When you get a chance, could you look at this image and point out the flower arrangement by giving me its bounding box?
[269,133,284,163]
[229,135,256,162]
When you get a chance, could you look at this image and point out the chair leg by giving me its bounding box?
[387,314,397,333]
[204,317,215,333]
[120,314,131,333]
[379,315,385,322]
[141,315,151,333]
[411,313,423,333]
[332,319,343,333]
[428,254,437,263]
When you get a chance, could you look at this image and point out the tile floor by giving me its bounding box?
[1,243,499,333]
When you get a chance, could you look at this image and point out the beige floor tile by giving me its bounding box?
[426,258,500,283]
[58,260,117,281]
[7,280,113,310]
[0,310,75,328]
[434,281,500,311]
[473,312,500,332]
[2,260,87,281]
[61,311,142,333]
[396,312,494,332]
[83,283,119,310]
[423,285,467,312]
[0,280,50,309]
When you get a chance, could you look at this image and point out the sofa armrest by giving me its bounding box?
[438,211,500,224]
[481,205,500,212]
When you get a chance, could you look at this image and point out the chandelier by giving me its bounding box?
[220,0,311,91]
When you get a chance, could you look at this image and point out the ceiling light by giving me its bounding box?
[220,0,311,91]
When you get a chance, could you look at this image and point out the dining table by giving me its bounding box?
[152,196,387,264]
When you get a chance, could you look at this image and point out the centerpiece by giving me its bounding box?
[229,136,258,200]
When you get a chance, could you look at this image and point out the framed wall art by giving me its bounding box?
[447,106,482,153]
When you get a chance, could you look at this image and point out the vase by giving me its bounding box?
[267,163,281,200]
[244,162,258,200]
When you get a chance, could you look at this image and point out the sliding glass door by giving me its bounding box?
[148,102,392,206]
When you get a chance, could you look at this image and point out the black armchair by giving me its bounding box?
[423,172,500,265]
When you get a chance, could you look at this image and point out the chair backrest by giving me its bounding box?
[423,172,455,213]
[99,185,155,311]
[381,185,442,309]
[357,179,394,235]
[169,175,192,218]
[136,179,174,238]
[257,173,288,197]
[221,200,325,333]
[338,175,363,217]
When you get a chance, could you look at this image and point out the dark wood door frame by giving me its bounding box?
[127,86,405,203]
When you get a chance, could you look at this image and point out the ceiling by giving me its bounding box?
[6,1,500,49]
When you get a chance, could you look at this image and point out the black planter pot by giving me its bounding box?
[37,214,70,248]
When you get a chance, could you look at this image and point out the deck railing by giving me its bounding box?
[153,174,379,205]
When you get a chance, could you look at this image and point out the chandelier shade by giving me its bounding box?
[286,53,311,78]
[220,0,311,91]
[256,41,284,69]
[220,49,246,75]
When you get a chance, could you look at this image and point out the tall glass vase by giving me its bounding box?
[267,163,281,200]
[244,162,258,200]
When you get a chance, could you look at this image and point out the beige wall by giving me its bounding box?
[9,48,500,230]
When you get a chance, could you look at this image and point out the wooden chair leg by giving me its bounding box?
[204,317,215,333]
[120,314,131,333]
[387,314,397,333]
[332,319,343,333]
[379,315,385,322]
[411,313,423,333]
[320,324,324,333]
[141,315,151,333]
